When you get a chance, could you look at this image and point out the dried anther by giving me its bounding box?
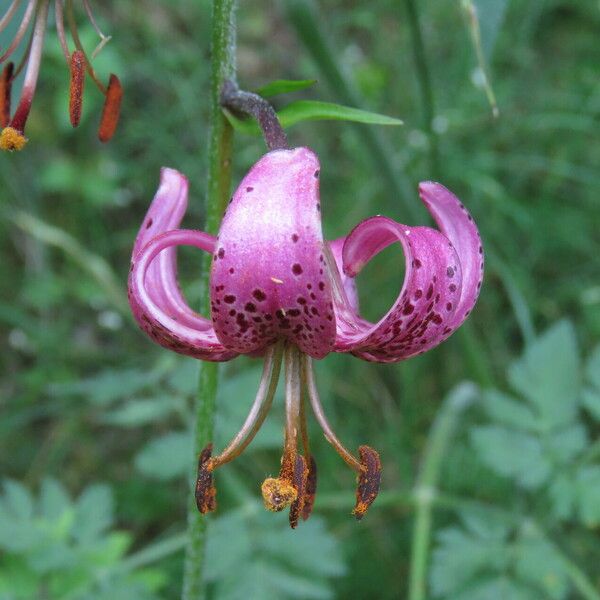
[289,454,309,528]
[301,456,318,521]
[195,444,217,514]
[353,445,382,520]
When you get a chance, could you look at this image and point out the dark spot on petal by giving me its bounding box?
[447,267,455,278]
[217,248,225,259]
[403,304,415,315]
[314,169,320,178]
[413,259,422,269]
[246,186,254,192]
[292,263,303,275]
[145,218,153,229]
[297,297,306,305]
[449,284,457,293]
[224,295,236,304]
[292,233,299,243]
[318,281,325,291]
[245,302,256,312]
[414,289,423,299]
[252,289,266,301]
[446,303,453,311]
[229,267,235,274]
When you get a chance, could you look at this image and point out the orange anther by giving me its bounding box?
[98,73,122,143]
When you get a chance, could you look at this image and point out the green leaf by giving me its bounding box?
[544,424,587,464]
[548,474,576,521]
[514,537,569,599]
[584,344,600,390]
[255,79,317,97]
[575,466,600,527]
[101,397,177,428]
[507,320,580,430]
[205,509,345,599]
[2,481,34,521]
[134,431,192,480]
[481,389,537,431]
[470,426,552,488]
[224,100,403,135]
[39,478,71,521]
[74,484,114,543]
[582,388,600,421]
[450,577,532,600]
[49,368,162,406]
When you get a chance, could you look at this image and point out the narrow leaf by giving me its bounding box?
[224,100,403,135]
[255,78,317,97]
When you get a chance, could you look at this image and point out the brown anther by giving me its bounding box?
[289,454,309,529]
[98,73,122,143]
[352,445,382,520]
[302,456,318,521]
[195,443,217,514]
[1,63,13,129]
[69,50,86,127]
[261,477,297,512]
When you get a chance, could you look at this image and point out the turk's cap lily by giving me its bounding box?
[0,0,122,151]
[128,147,483,525]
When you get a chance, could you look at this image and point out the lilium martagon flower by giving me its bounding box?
[128,147,484,528]
[0,0,122,151]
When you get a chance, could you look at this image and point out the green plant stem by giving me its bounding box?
[404,0,438,177]
[181,1,236,599]
[408,383,477,600]
[283,0,419,221]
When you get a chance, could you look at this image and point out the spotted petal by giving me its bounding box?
[128,169,238,362]
[210,147,336,359]
[334,183,483,363]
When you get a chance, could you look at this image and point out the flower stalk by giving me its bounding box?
[181,0,236,598]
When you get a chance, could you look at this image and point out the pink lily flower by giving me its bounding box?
[128,147,483,527]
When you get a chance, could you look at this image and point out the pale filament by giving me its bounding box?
[12,0,49,113]
[0,0,36,63]
[208,340,284,470]
[0,0,23,33]
[301,353,363,473]
[54,0,70,62]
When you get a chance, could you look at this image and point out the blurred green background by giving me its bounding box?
[1,0,599,598]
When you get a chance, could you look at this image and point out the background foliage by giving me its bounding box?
[1,0,599,598]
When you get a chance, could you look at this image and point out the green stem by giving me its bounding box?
[181,1,236,599]
[404,0,438,177]
[408,383,477,600]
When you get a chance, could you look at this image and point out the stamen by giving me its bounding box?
[261,344,303,514]
[1,62,14,128]
[1,0,50,151]
[82,0,112,59]
[97,73,122,142]
[65,0,106,92]
[0,0,36,63]
[195,443,217,514]
[302,354,382,518]
[54,0,71,63]
[0,0,22,34]
[208,341,284,470]
[69,50,85,127]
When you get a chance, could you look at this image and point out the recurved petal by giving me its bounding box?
[210,148,336,359]
[132,168,215,331]
[418,182,484,328]
[334,183,483,362]
[129,229,238,361]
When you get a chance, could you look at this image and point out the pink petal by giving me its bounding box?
[132,168,212,331]
[210,148,336,359]
[334,183,483,363]
[128,169,237,362]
